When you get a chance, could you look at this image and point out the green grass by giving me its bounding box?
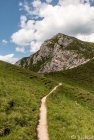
[0,61,56,140]
[1,57,94,140]
[48,59,94,92]
[46,59,94,140]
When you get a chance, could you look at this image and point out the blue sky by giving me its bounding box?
[0,0,31,60]
[0,0,59,63]
[0,0,94,63]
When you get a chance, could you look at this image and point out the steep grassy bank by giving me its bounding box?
[0,61,56,140]
[46,59,94,140]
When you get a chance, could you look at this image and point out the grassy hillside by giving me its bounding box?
[47,58,94,92]
[46,59,94,140]
[0,61,56,140]
[0,58,94,140]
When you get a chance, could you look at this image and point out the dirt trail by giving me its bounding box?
[37,83,62,140]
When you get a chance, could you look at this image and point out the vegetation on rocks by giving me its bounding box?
[16,33,94,73]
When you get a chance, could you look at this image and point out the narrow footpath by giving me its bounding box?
[37,83,62,140]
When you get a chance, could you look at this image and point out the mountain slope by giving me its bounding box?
[0,61,56,140]
[46,59,94,140]
[16,33,94,73]
[47,58,94,91]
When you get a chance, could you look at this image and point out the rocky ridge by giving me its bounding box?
[16,33,94,73]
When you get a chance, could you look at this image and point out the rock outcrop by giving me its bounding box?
[16,33,94,73]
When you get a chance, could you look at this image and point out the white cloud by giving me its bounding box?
[11,0,94,53]
[0,54,18,64]
[77,33,94,42]
[19,1,33,15]
[19,2,23,6]
[2,39,8,44]
[59,0,80,5]
[11,27,35,46]
[20,15,27,28]
[16,47,25,52]
[32,0,41,8]
[59,0,90,6]
[46,0,52,3]
[30,41,42,53]
[0,39,8,45]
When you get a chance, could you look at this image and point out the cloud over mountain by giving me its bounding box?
[0,54,18,64]
[11,0,94,53]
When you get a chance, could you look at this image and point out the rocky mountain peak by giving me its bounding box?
[16,33,94,73]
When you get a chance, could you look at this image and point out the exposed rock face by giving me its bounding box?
[39,49,90,73]
[16,33,94,73]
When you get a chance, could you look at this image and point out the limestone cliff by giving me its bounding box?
[16,33,94,73]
